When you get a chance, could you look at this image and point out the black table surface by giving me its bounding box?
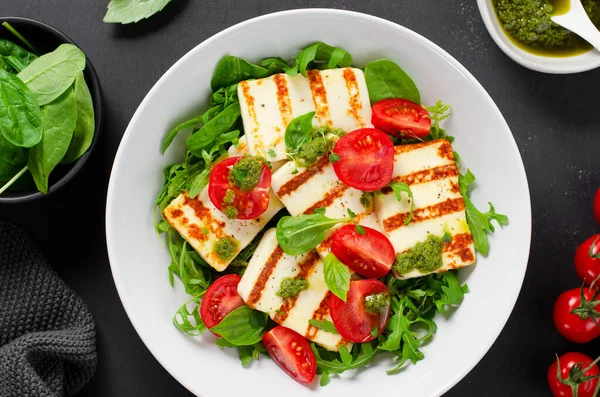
[2,1,600,396]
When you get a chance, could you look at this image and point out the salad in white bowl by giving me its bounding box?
[154,41,508,386]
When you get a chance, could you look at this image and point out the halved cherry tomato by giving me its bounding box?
[548,352,600,397]
[575,234,600,285]
[200,274,245,334]
[208,156,271,220]
[594,188,600,225]
[329,279,390,343]
[332,128,394,191]
[262,326,316,384]
[553,285,600,343]
[330,225,395,278]
[371,98,431,138]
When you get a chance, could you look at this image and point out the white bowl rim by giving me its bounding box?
[106,8,532,396]
[476,0,600,74]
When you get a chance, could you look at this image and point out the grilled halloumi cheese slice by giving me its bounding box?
[270,157,381,258]
[237,68,372,162]
[374,139,476,279]
[163,188,283,272]
[237,228,349,351]
[227,135,286,172]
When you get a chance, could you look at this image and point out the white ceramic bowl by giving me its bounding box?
[477,0,600,73]
[106,9,531,397]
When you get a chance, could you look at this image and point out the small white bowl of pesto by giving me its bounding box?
[477,0,600,73]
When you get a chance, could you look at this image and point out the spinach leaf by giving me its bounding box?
[62,71,95,163]
[294,42,353,77]
[161,105,223,154]
[186,102,241,156]
[308,319,339,334]
[323,253,351,302]
[28,86,77,194]
[364,59,420,104]
[389,182,415,225]
[0,132,28,186]
[0,69,42,148]
[261,57,297,75]
[1,22,39,55]
[275,212,350,255]
[18,44,86,106]
[210,305,268,346]
[104,0,173,24]
[284,111,315,153]
[458,170,508,255]
[0,39,37,73]
[211,56,270,92]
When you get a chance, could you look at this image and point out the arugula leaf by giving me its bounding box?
[211,56,270,91]
[62,71,95,163]
[18,44,85,106]
[28,86,77,194]
[210,306,268,346]
[364,59,420,104]
[311,341,378,376]
[284,111,315,153]
[172,296,206,336]
[389,182,415,225]
[104,0,172,24]
[0,69,42,148]
[237,343,266,366]
[424,100,453,142]
[186,102,241,156]
[275,212,350,255]
[434,271,469,314]
[309,319,339,334]
[324,253,351,301]
[355,225,366,235]
[293,42,353,77]
[458,170,508,255]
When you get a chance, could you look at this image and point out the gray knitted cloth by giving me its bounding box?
[0,221,97,397]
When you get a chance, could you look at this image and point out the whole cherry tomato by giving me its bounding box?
[548,352,599,397]
[553,286,600,343]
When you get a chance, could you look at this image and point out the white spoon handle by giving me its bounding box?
[552,0,600,50]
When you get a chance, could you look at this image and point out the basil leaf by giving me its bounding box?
[323,253,351,302]
[0,132,28,187]
[294,42,353,77]
[0,39,37,73]
[389,182,415,225]
[62,71,95,163]
[210,305,268,346]
[186,102,241,156]
[308,319,339,334]
[18,44,85,106]
[0,69,42,148]
[211,56,270,92]
[284,111,315,153]
[104,0,173,24]
[276,212,348,255]
[28,86,77,194]
[364,59,420,104]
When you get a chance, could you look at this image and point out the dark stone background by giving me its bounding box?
[2,1,599,395]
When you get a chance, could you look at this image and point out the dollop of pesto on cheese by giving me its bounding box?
[213,237,239,261]
[296,126,346,167]
[229,156,265,191]
[393,234,443,275]
[364,292,390,314]
[276,277,308,298]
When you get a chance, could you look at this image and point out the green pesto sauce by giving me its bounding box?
[223,205,238,219]
[276,277,309,298]
[393,234,443,276]
[492,0,600,56]
[297,136,331,166]
[312,125,346,138]
[213,237,239,260]
[229,156,265,191]
[223,189,235,205]
[364,292,390,314]
[360,192,373,209]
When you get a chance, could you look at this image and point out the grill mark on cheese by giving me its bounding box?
[187,224,208,241]
[181,217,189,225]
[394,139,451,155]
[382,164,459,193]
[246,246,284,307]
[169,209,183,218]
[239,81,258,132]
[276,156,330,197]
[342,68,365,127]
[306,291,333,339]
[443,232,475,263]
[273,74,293,126]
[271,252,321,324]
[303,183,350,214]
[180,194,227,239]
[437,140,455,160]
[307,70,332,127]
[383,197,466,232]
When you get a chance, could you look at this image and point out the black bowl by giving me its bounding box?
[0,17,103,204]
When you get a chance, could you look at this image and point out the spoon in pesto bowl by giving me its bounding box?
[551,0,600,52]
